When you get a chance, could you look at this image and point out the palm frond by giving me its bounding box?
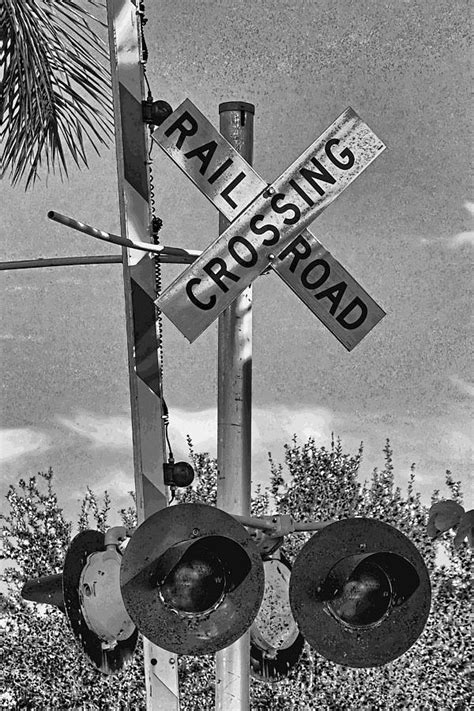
[0,0,113,188]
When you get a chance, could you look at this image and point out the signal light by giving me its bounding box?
[289,518,431,667]
[21,530,138,674]
[120,503,265,655]
[250,555,304,682]
[22,573,65,611]
[20,510,433,675]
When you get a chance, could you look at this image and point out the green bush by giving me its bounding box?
[1,439,471,710]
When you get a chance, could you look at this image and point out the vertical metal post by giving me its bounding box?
[106,1,179,709]
[215,102,255,711]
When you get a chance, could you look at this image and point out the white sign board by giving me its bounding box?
[273,228,385,349]
[154,101,385,345]
[153,98,262,218]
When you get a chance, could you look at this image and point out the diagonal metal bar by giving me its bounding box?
[0,256,122,270]
[47,210,201,262]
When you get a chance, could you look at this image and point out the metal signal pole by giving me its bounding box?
[106,1,179,708]
[216,102,255,711]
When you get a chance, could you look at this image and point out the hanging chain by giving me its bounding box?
[137,2,171,450]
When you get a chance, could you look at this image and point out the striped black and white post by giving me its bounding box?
[106,1,180,708]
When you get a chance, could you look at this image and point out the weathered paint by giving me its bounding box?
[154,100,385,344]
[62,530,138,674]
[78,548,135,644]
[249,555,305,682]
[106,0,179,706]
[154,99,262,219]
[289,518,431,668]
[120,503,265,656]
[251,558,299,651]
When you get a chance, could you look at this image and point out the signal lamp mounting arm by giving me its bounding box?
[233,515,336,557]
[47,210,201,264]
[103,514,334,551]
[233,513,335,537]
[104,526,135,547]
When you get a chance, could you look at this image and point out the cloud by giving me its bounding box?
[0,333,45,343]
[25,403,470,506]
[55,405,333,460]
[168,407,216,454]
[449,375,474,397]
[5,284,40,293]
[163,405,334,489]
[168,405,334,478]
[422,230,474,249]
[256,405,333,447]
[0,428,51,463]
[448,231,474,248]
[53,406,332,490]
[98,467,136,500]
[464,200,474,217]
[442,429,474,463]
[2,405,470,516]
[422,201,474,248]
[448,201,474,248]
[56,412,132,448]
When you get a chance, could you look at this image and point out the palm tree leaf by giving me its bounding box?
[1,0,113,188]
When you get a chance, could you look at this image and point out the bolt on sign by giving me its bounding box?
[154,99,386,347]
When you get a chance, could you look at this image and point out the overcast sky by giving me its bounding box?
[1,0,472,525]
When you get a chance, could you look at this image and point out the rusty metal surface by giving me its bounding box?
[153,99,262,220]
[62,530,138,674]
[120,503,265,655]
[252,558,299,651]
[79,549,135,644]
[250,556,305,683]
[156,107,385,342]
[272,228,386,351]
[289,518,431,668]
[153,99,385,349]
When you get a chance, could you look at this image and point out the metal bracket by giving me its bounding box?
[104,514,334,559]
[248,527,284,557]
[104,526,129,548]
[47,210,201,263]
[103,526,138,550]
[233,513,334,537]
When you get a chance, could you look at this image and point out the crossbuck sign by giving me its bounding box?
[154,100,386,348]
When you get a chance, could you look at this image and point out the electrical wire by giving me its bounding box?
[138,1,174,469]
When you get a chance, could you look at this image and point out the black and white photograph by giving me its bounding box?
[1,1,471,708]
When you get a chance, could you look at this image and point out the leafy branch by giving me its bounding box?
[0,0,113,188]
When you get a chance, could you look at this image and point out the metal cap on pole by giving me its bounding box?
[216,101,255,711]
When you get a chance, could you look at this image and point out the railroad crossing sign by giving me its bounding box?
[154,100,386,348]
